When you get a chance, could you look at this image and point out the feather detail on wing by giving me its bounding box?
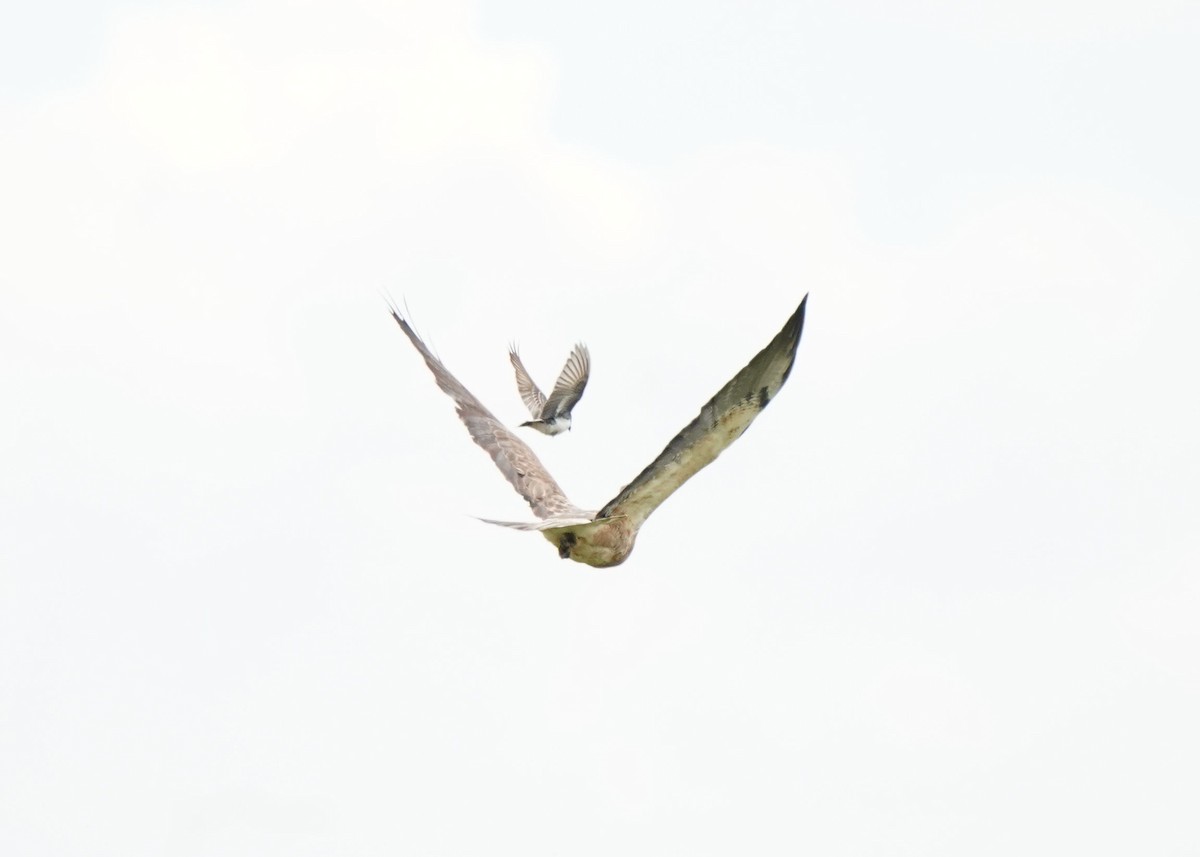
[597,296,807,526]
[476,513,597,532]
[390,308,583,520]
[508,347,548,418]
[542,343,591,419]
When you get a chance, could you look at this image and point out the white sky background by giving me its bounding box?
[2,0,1198,853]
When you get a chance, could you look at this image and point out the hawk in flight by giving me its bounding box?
[388,296,807,568]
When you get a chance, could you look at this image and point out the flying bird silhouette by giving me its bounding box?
[388,296,807,568]
[509,343,590,435]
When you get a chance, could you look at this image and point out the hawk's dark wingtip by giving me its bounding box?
[792,293,808,333]
[775,294,808,385]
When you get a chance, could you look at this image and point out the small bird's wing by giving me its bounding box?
[542,343,591,419]
[597,296,807,527]
[390,308,582,520]
[509,347,547,418]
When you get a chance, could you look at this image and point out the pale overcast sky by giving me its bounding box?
[2,1,1198,854]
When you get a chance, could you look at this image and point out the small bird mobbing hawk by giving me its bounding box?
[388,296,807,568]
[509,343,590,436]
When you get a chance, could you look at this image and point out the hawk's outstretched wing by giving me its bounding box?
[390,308,584,520]
[597,296,807,527]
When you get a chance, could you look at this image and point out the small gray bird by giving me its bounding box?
[508,343,590,436]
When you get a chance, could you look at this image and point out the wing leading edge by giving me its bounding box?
[598,296,807,526]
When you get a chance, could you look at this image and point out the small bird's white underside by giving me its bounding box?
[521,414,572,436]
